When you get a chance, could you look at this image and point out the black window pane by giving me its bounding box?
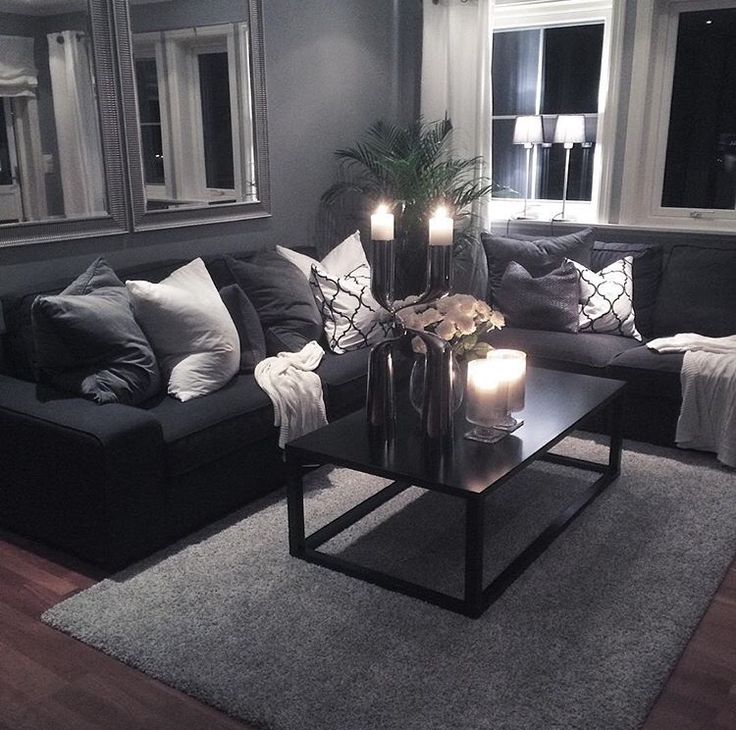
[662,8,736,209]
[199,52,234,190]
[492,30,540,117]
[135,58,161,124]
[140,125,164,185]
[541,24,603,114]
[491,119,524,198]
[0,103,12,186]
[538,143,596,201]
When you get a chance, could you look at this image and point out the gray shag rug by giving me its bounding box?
[43,436,736,730]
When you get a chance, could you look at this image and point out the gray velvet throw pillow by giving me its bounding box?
[31,258,162,405]
[218,284,267,373]
[495,260,580,333]
[223,251,323,355]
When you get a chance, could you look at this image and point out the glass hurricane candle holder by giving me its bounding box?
[486,349,526,432]
[464,358,509,443]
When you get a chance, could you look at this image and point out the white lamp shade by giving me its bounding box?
[513,115,544,145]
[553,115,586,145]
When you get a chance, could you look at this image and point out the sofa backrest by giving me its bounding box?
[652,244,736,338]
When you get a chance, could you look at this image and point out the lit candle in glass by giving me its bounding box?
[371,204,394,241]
[428,206,453,246]
[465,358,508,443]
[486,349,526,431]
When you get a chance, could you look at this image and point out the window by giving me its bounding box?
[134,57,164,186]
[620,0,736,227]
[662,8,736,211]
[492,24,603,204]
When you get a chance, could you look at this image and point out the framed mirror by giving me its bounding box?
[118,0,271,230]
[0,0,129,247]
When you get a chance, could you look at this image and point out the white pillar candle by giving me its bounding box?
[466,358,507,426]
[428,206,453,246]
[487,350,526,412]
[371,204,394,241]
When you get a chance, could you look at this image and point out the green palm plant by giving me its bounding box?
[321,118,498,295]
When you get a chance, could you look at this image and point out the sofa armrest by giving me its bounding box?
[0,375,167,568]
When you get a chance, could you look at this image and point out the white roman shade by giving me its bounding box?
[0,35,38,97]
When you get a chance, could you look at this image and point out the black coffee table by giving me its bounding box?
[285,367,625,618]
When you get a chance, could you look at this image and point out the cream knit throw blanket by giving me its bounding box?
[254,341,328,449]
[647,334,736,468]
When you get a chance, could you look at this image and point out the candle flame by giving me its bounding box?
[375,203,390,215]
[433,205,449,219]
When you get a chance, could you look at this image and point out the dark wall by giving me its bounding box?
[0,0,422,295]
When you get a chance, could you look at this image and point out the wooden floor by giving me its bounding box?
[0,534,734,730]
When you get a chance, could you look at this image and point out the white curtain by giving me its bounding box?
[421,0,494,224]
[0,35,38,97]
[47,31,106,217]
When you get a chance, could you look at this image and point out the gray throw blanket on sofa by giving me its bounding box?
[647,335,736,468]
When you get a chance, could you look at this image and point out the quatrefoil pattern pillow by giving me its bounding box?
[571,256,642,340]
[310,263,392,353]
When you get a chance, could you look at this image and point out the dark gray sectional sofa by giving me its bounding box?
[0,231,733,569]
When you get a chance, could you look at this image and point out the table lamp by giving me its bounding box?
[552,114,586,221]
[513,115,545,220]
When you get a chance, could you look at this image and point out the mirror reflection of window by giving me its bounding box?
[0,1,108,226]
[131,0,258,212]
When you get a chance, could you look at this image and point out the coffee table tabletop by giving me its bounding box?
[285,366,626,618]
[287,367,625,495]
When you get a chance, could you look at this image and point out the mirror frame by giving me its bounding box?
[114,0,271,231]
[0,0,131,248]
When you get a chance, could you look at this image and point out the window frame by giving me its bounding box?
[619,0,736,229]
[490,0,625,224]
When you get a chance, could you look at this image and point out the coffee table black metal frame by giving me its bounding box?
[286,368,625,619]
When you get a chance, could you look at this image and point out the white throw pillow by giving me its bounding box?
[571,256,642,340]
[276,230,368,279]
[310,262,392,353]
[126,258,240,401]
[275,246,318,279]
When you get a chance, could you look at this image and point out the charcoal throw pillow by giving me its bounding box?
[218,284,266,373]
[223,251,323,355]
[571,256,642,340]
[31,258,162,405]
[495,260,579,333]
[480,228,594,303]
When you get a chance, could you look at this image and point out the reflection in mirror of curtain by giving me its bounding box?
[130,0,258,213]
[0,0,108,227]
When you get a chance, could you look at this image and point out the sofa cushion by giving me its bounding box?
[145,374,274,477]
[495,260,579,333]
[126,258,240,403]
[607,347,683,402]
[483,327,640,369]
[31,258,162,406]
[591,242,663,339]
[222,251,324,355]
[572,257,642,340]
[218,284,266,373]
[317,348,372,419]
[480,228,593,303]
[653,245,736,338]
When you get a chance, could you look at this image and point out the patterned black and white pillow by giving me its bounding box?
[309,263,392,354]
[571,256,642,340]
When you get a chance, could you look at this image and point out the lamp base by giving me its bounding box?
[551,212,571,222]
[512,213,538,221]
